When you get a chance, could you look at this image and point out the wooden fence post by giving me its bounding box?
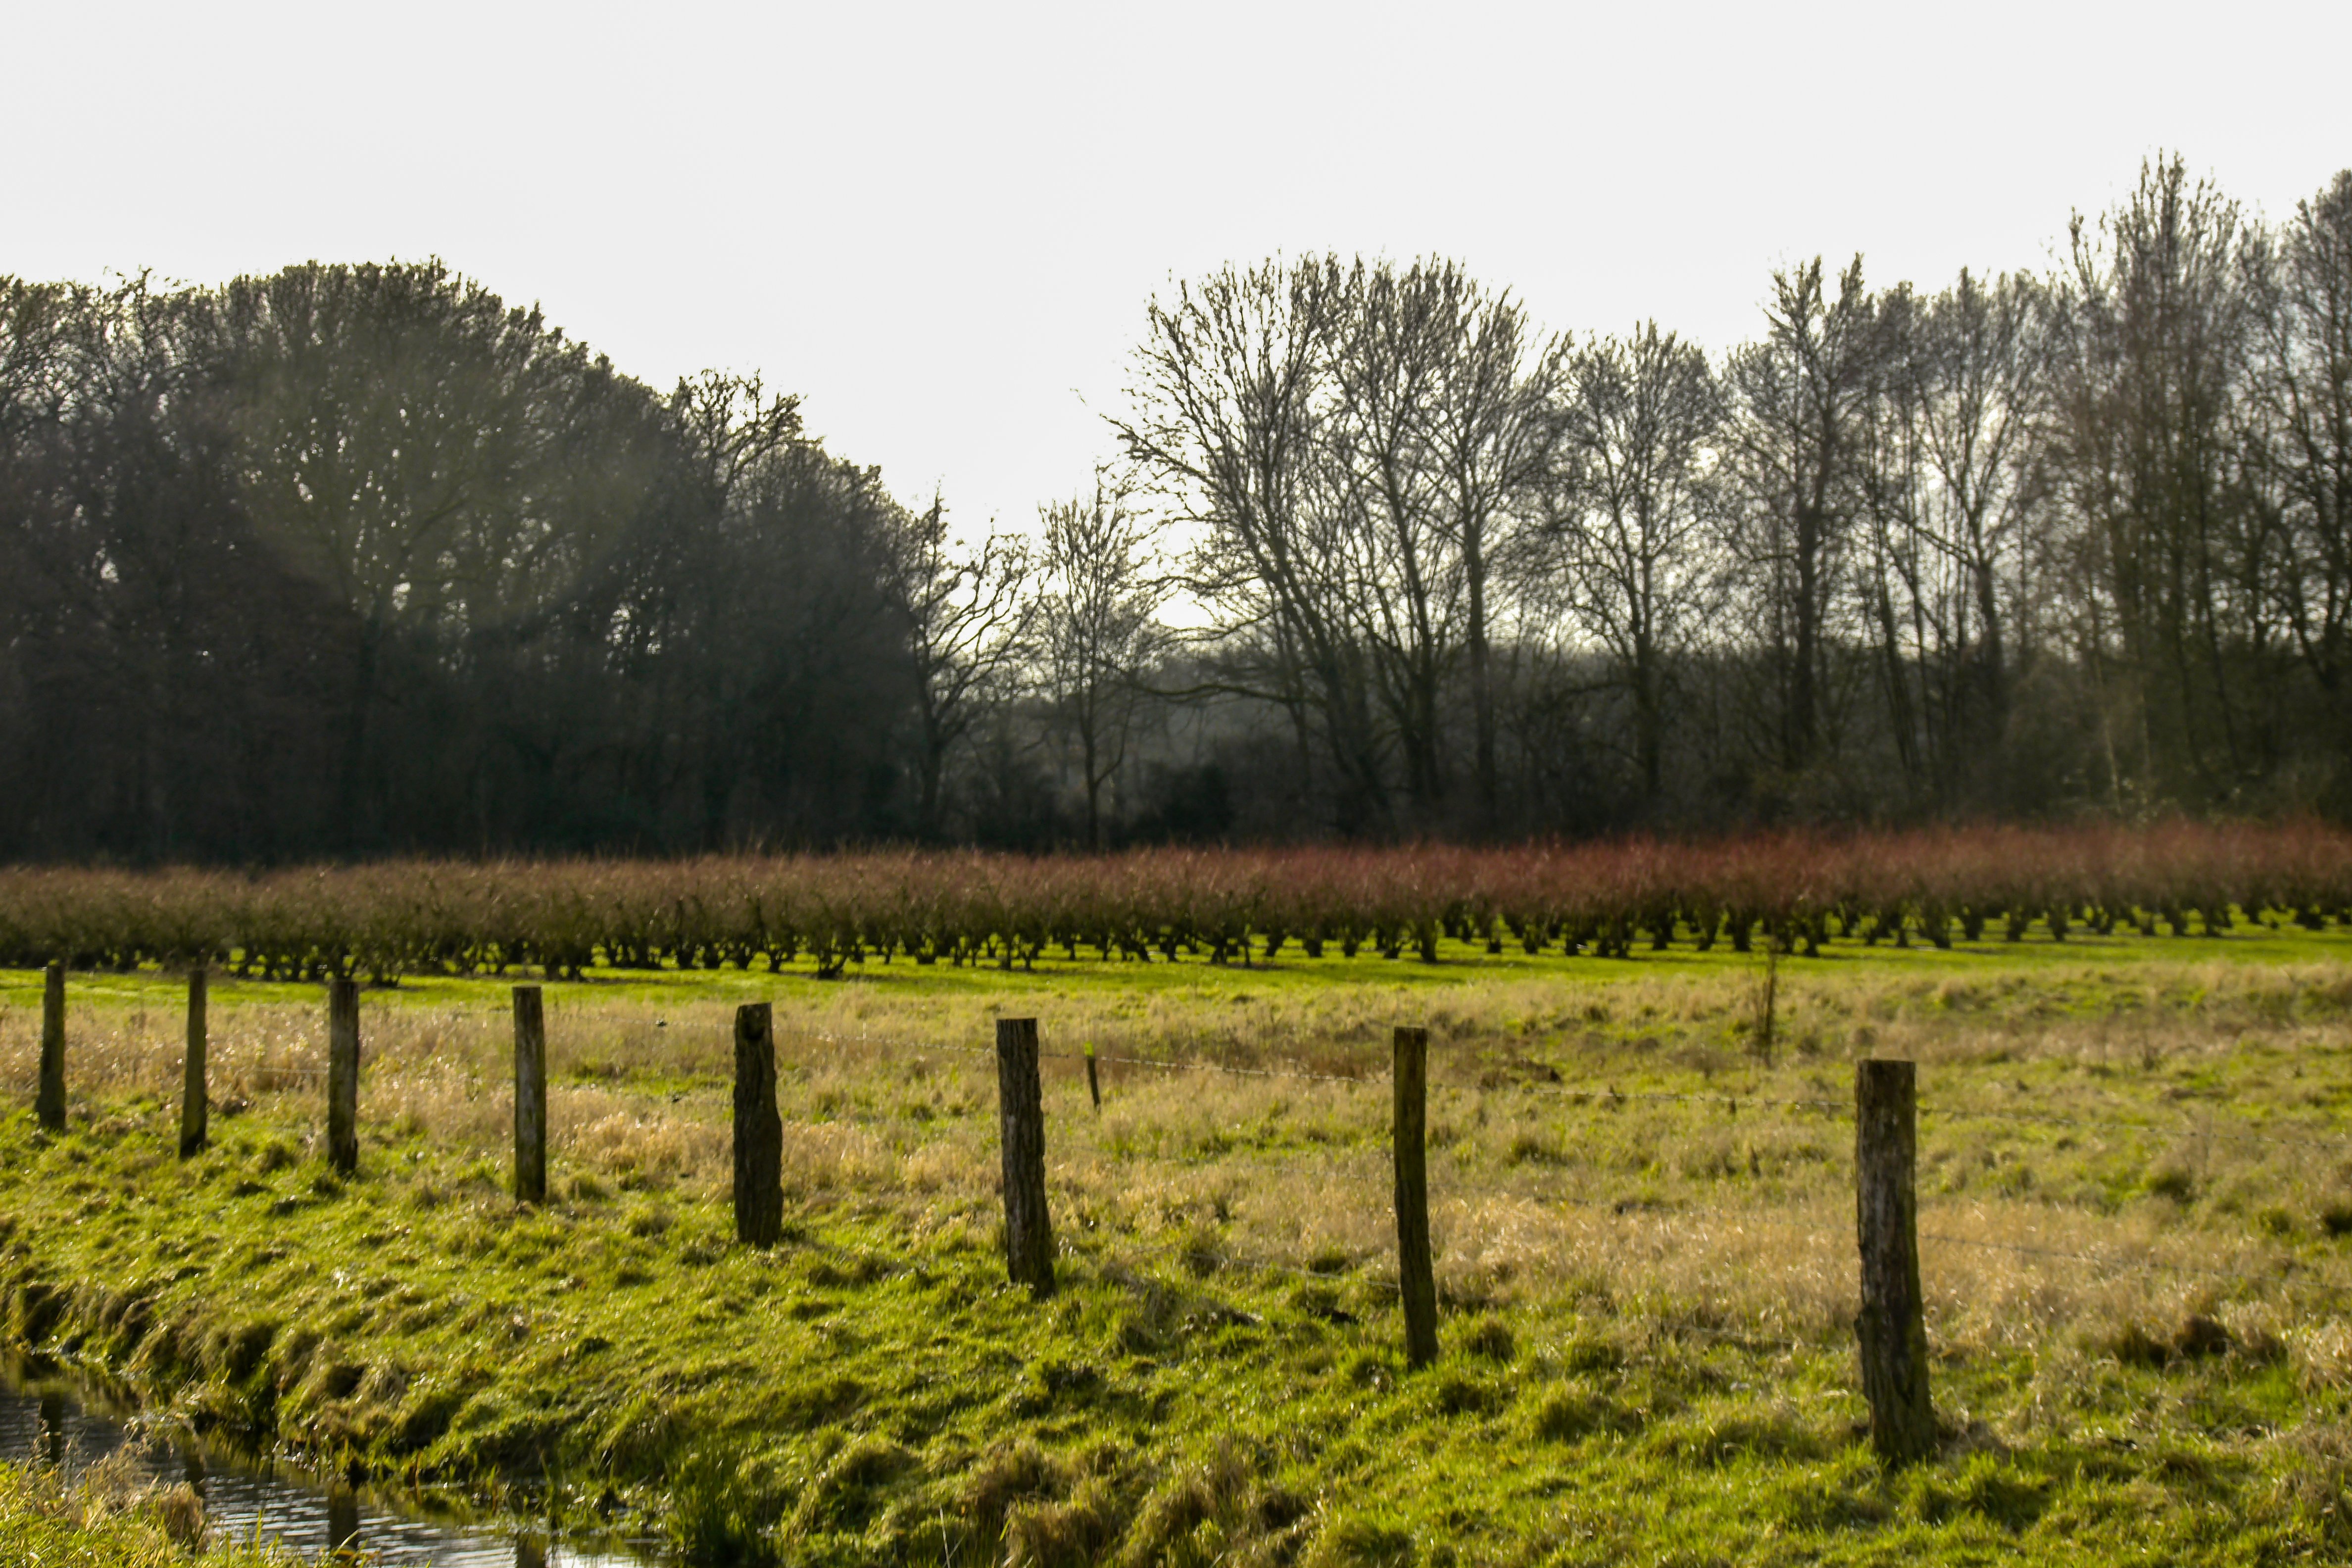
[1393,1025,1438,1369]
[513,985,547,1204]
[733,1003,782,1247]
[1855,1058,1934,1463]
[38,1393,62,1466]
[1084,1040,1101,1113]
[996,1017,1054,1297]
[36,961,65,1132]
[180,967,208,1158]
[327,977,360,1176]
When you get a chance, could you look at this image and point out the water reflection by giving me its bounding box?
[0,1369,655,1566]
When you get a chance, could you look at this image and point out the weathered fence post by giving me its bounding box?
[513,985,547,1204]
[180,967,208,1158]
[1084,1040,1101,1113]
[1855,1058,1934,1463]
[327,977,360,1176]
[733,1003,782,1246]
[36,961,65,1132]
[996,1017,1054,1296]
[1392,1025,1438,1369]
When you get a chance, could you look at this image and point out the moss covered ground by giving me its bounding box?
[4,927,2352,1563]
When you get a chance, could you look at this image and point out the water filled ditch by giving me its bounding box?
[0,1361,660,1566]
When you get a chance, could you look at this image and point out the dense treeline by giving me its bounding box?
[4,156,2349,860]
[0,264,942,858]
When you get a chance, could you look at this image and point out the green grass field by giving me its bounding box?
[5,928,2352,1564]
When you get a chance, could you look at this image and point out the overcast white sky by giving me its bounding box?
[7,0,2346,535]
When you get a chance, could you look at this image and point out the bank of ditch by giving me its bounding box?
[0,1451,293,1565]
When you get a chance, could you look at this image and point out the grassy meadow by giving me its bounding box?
[5,926,2352,1563]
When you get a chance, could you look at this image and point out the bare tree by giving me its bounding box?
[1036,472,1166,847]
[1114,256,1393,834]
[2248,171,2352,722]
[1321,261,1460,818]
[1548,322,1722,804]
[1121,256,1561,835]
[1720,257,1879,780]
[1391,264,1564,829]
[882,499,1034,840]
[1852,271,2053,804]
[2051,156,2265,804]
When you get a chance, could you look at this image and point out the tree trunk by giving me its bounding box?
[1790,505,1821,773]
[1467,524,1496,832]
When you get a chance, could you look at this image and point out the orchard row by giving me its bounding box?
[2,823,2345,981]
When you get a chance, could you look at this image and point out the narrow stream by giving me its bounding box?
[0,1362,663,1566]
